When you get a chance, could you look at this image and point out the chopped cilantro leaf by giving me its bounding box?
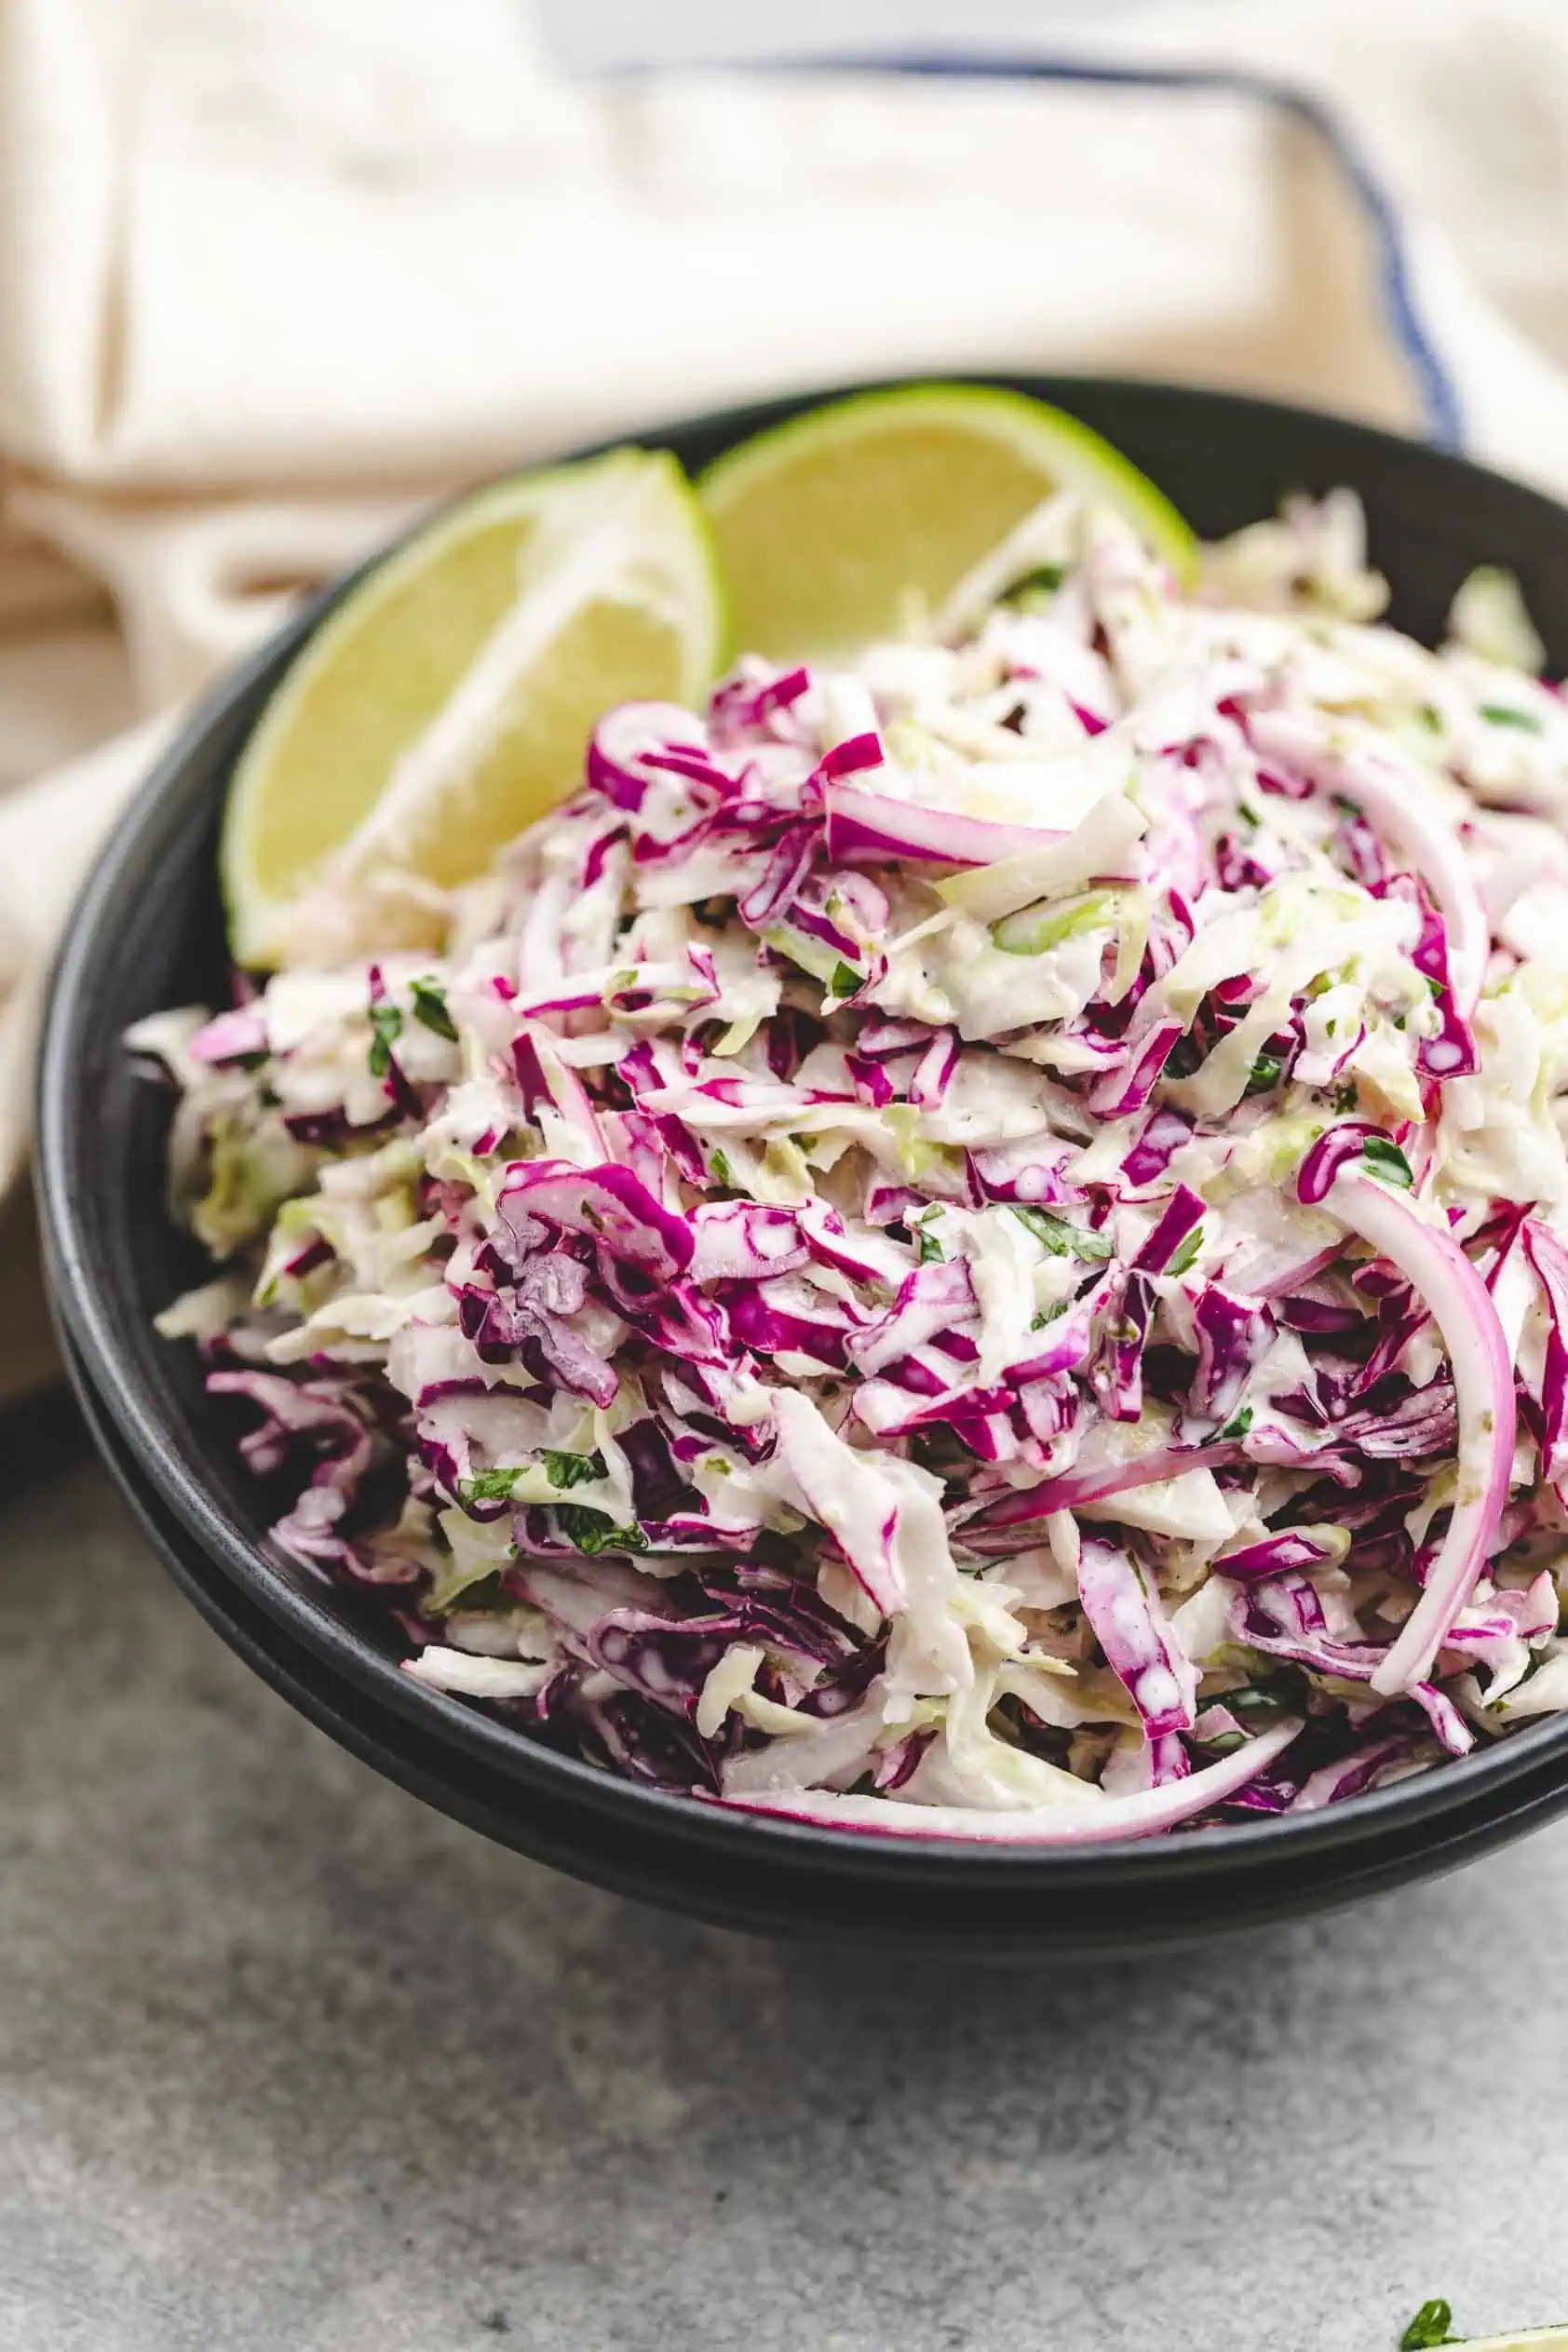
[1399,2300,1458,2349]
[1361,1135,1415,1190]
[367,999,402,1079]
[459,1467,522,1504]
[556,1503,648,1556]
[1167,1225,1204,1277]
[541,1449,605,1491]
[1009,1204,1114,1262]
[410,977,457,1041]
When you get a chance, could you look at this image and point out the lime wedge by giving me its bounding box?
[222,450,724,966]
[699,383,1196,660]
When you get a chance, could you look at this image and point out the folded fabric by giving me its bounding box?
[7,0,1568,1399]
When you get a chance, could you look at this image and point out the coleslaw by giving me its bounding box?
[134,487,1568,1840]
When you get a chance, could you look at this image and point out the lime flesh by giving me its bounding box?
[699,382,1196,661]
[222,450,724,966]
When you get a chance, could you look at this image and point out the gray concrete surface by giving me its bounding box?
[1,1399,1566,2352]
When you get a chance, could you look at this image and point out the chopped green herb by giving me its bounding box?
[1008,1204,1114,1262]
[1002,561,1065,603]
[1167,1225,1204,1277]
[556,1503,648,1556]
[541,1449,605,1491]
[1244,1052,1283,1098]
[1220,1405,1254,1440]
[410,976,458,1041]
[829,960,861,999]
[1399,2300,1458,2349]
[458,1467,522,1504]
[1479,703,1544,733]
[367,999,402,1079]
[1361,1135,1415,1190]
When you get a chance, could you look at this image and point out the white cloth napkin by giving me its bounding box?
[7,0,1568,1398]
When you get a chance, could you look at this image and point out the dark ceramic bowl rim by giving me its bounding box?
[35,373,1568,1890]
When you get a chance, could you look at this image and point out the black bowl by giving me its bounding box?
[37,377,1568,1953]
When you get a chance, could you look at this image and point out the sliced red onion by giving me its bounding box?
[1325,1166,1516,1695]
[824,782,1065,870]
[588,701,720,813]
